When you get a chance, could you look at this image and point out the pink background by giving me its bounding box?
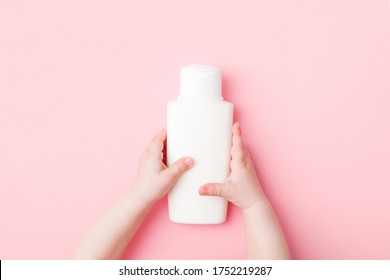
[1,0,389,259]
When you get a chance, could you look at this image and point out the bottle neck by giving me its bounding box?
[178,95,223,101]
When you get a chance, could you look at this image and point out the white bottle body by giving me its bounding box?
[167,98,233,224]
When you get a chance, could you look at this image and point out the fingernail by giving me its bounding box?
[184,157,193,167]
[236,123,241,133]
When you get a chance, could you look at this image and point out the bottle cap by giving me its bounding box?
[180,64,222,99]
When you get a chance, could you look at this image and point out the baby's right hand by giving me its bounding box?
[199,122,265,209]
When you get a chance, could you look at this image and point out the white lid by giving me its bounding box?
[180,64,222,99]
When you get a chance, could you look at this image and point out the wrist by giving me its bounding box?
[242,197,271,215]
[128,183,156,208]
[239,183,267,210]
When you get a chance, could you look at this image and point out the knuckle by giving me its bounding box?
[212,185,220,197]
[175,161,186,174]
[169,161,186,178]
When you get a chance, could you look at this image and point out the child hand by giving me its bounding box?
[199,122,265,209]
[133,128,193,203]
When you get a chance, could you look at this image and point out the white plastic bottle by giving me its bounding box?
[167,64,233,224]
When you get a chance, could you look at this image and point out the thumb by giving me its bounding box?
[162,157,193,183]
[199,183,228,199]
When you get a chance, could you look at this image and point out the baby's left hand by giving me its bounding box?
[133,128,193,203]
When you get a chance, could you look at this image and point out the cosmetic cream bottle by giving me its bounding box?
[167,64,233,224]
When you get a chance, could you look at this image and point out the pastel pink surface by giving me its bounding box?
[0,1,389,259]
